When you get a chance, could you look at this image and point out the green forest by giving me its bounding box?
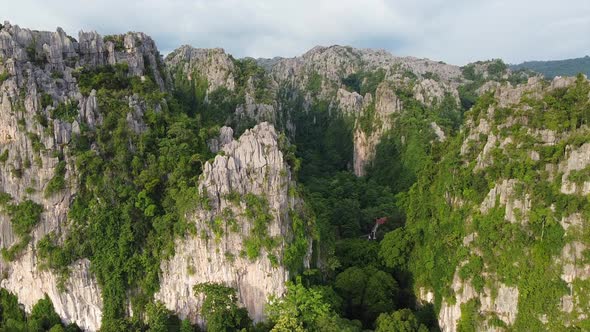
[511,56,590,79]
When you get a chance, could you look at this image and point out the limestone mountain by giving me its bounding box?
[0,20,588,332]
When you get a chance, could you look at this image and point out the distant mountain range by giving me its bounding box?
[510,56,590,79]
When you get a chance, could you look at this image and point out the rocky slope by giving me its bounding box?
[413,75,590,331]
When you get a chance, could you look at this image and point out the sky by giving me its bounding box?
[3,0,590,65]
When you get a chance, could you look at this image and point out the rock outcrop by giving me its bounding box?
[156,122,309,325]
[438,273,518,332]
[165,46,236,92]
[352,82,402,176]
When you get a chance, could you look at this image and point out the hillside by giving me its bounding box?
[511,56,590,78]
[0,21,588,332]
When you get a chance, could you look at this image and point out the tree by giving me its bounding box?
[193,283,250,332]
[375,309,428,332]
[334,266,399,324]
[335,239,380,271]
[379,227,413,270]
[179,319,197,332]
[146,301,178,332]
[0,289,25,325]
[266,277,331,332]
[334,267,366,315]
[364,270,399,319]
[29,295,62,331]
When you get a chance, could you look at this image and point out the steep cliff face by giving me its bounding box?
[412,75,590,331]
[156,122,308,324]
[165,46,236,93]
[352,82,401,176]
[165,46,278,131]
[0,21,164,330]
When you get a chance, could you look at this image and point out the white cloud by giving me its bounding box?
[3,0,589,65]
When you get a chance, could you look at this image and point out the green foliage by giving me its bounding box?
[0,149,8,164]
[234,58,272,103]
[51,71,64,80]
[193,283,251,332]
[379,227,412,270]
[294,100,354,182]
[41,63,215,329]
[40,93,53,109]
[179,319,197,332]
[103,35,125,51]
[435,93,463,132]
[7,199,43,237]
[29,295,62,331]
[366,88,435,193]
[51,101,79,122]
[487,59,507,77]
[267,277,331,332]
[335,239,380,270]
[0,288,25,326]
[0,191,13,205]
[1,236,30,261]
[422,71,441,81]
[0,291,69,331]
[361,69,386,96]
[526,74,590,132]
[465,90,496,121]
[26,39,48,66]
[334,266,399,325]
[358,101,379,135]
[74,63,131,96]
[568,165,590,185]
[375,309,428,332]
[28,132,45,153]
[243,193,276,260]
[341,73,362,94]
[457,299,482,332]
[284,210,312,272]
[45,161,66,197]
[146,301,181,332]
[342,69,386,96]
[0,71,10,84]
[461,65,481,81]
[306,72,323,95]
[511,55,590,78]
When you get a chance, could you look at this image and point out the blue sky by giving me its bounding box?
[3,0,589,65]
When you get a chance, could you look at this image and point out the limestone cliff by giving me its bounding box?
[418,75,590,331]
[264,45,463,176]
[0,21,164,330]
[165,46,236,93]
[156,122,309,324]
[165,46,278,129]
